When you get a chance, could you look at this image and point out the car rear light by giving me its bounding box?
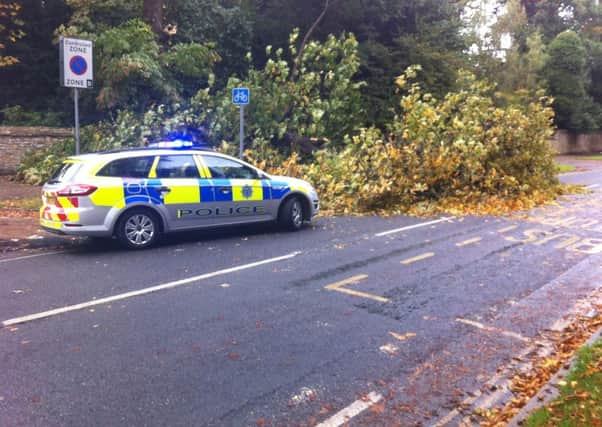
[57,184,97,197]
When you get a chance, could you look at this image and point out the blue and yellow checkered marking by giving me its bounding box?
[123,179,160,205]
[201,184,214,202]
[270,181,292,200]
[88,178,286,208]
[212,179,233,202]
[210,179,272,202]
[232,179,264,202]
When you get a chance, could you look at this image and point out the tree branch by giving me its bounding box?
[290,0,336,81]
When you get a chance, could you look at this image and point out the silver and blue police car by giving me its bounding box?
[40,142,320,249]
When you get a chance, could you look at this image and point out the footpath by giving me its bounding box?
[0,176,77,255]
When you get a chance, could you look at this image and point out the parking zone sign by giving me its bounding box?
[60,37,93,89]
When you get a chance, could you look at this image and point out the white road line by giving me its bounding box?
[0,250,69,264]
[315,391,383,427]
[2,252,301,327]
[375,217,454,237]
[456,318,531,343]
[587,184,600,189]
[432,281,602,426]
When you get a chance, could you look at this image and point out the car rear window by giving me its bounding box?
[48,162,82,184]
[96,156,155,178]
[155,155,199,178]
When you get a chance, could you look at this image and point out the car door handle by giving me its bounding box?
[157,186,171,193]
[218,187,231,194]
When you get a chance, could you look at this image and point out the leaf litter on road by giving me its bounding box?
[478,310,602,426]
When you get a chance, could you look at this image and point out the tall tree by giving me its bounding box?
[0,0,69,113]
[143,0,163,37]
[485,0,548,93]
[246,0,467,127]
[545,30,599,130]
[165,0,252,84]
[0,1,24,67]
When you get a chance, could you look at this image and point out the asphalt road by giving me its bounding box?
[1,162,601,427]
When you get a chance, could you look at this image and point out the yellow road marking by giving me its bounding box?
[534,234,581,248]
[400,252,435,265]
[456,237,482,247]
[389,332,416,341]
[497,225,518,233]
[325,275,389,303]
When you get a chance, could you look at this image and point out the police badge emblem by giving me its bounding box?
[242,185,253,199]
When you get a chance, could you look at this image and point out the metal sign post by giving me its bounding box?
[74,88,80,155]
[239,105,245,159]
[232,87,250,159]
[60,37,93,156]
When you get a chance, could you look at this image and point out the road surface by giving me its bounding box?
[1,159,601,426]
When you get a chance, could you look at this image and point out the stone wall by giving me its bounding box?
[0,126,72,175]
[1,126,600,176]
[551,130,602,155]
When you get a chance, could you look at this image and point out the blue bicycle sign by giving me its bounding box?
[232,88,250,105]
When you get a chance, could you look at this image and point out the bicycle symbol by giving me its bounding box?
[232,88,250,105]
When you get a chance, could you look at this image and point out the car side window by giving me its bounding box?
[155,155,199,179]
[97,156,155,178]
[202,155,258,179]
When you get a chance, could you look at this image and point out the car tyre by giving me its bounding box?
[117,208,160,249]
[279,197,304,231]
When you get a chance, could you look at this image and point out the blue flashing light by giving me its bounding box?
[148,140,195,149]
[165,132,194,142]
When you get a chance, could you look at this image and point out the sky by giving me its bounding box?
[464,0,511,54]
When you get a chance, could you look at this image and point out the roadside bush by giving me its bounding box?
[15,125,104,185]
[1,105,66,127]
[389,67,559,214]
[207,30,363,153]
[16,138,75,185]
[16,64,560,216]
[261,67,560,215]
[16,29,363,185]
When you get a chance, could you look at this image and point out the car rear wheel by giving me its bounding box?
[117,209,160,249]
[279,197,304,231]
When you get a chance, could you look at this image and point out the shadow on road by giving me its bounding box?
[70,221,299,255]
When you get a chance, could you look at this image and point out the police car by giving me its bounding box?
[40,142,320,249]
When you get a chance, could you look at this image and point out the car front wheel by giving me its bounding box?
[279,197,304,231]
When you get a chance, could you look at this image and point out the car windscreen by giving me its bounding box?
[47,162,82,184]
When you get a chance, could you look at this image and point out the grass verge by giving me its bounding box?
[579,155,602,160]
[526,338,602,427]
[556,163,576,173]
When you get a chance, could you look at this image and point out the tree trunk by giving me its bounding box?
[143,0,164,36]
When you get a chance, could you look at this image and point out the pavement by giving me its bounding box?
[1,158,601,427]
